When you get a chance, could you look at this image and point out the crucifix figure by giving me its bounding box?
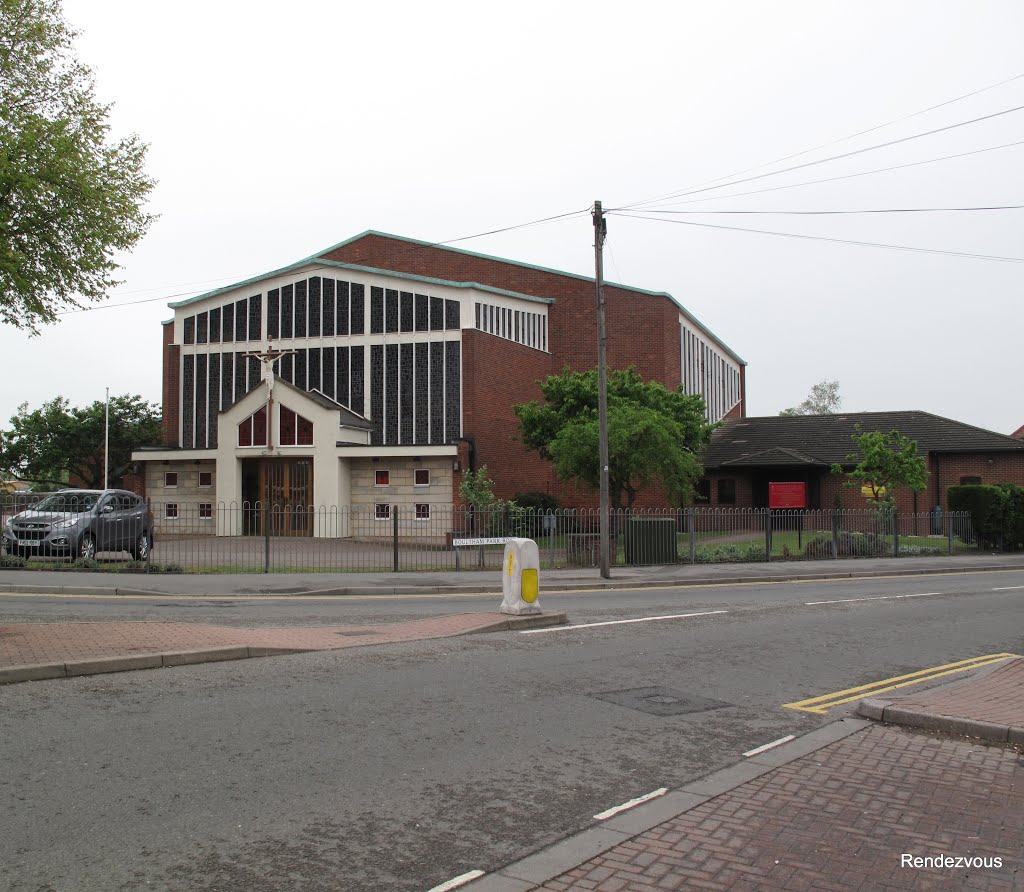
[245,337,297,452]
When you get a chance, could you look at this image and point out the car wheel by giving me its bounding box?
[78,534,96,561]
[131,531,151,561]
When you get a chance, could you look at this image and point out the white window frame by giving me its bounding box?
[374,502,391,521]
[414,469,430,487]
[375,469,391,487]
[164,471,178,488]
[415,503,430,521]
[164,503,179,520]
[198,502,213,519]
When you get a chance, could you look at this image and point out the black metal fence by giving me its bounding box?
[0,496,978,573]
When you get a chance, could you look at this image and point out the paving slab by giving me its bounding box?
[0,611,568,685]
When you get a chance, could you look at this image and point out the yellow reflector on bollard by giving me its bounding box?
[521,568,539,603]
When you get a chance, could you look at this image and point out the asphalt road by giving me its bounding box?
[1,569,1022,891]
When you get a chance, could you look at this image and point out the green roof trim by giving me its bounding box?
[164,229,744,364]
[319,231,745,365]
[167,255,554,310]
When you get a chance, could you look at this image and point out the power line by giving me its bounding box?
[620,204,1024,216]
[618,71,1024,211]
[59,208,591,316]
[613,102,1024,211]
[638,138,1024,209]
[609,211,1024,264]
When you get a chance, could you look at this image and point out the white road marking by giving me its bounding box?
[593,788,668,820]
[805,592,941,606]
[519,610,728,634]
[743,735,796,757]
[993,585,1024,591]
[424,869,485,892]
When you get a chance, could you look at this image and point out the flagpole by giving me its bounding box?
[104,387,109,490]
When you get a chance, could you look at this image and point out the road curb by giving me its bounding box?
[0,560,1018,599]
[0,646,279,686]
[0,614,566,686]
[855,656,1024,743]
[465,718,871,890]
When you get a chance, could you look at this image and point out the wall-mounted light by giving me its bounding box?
[453,460,461,472]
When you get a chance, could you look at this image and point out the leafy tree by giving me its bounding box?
[1,0,155,332]
[458,465,500,510]
[831,426,928,506]
[514,367,714,509]
[780,380,841,416]
[0,394,161,487]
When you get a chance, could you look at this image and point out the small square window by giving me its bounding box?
[375,503,391,521]
[414,469,430,487]
[164,503,178,519]
[199,471,213,487]
[375,470,390,486]
[415,503,430,520]
[164,472,178,488]
[199,503,213,519]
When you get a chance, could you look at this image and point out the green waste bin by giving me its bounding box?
[624,517,677,565]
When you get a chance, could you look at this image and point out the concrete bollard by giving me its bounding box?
[501,538,541,615]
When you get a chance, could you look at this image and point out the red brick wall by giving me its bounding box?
[460,328,560,503]
[323,234,739,400]
[161,321,180,447]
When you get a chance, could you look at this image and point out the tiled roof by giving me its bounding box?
[704,411,1024,468]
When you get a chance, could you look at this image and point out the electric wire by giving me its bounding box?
[612,102,1024,211]
[620,204,1024,216]
[638,138,1024,208]
[617,71,1024,211]
[609,211,1024,264]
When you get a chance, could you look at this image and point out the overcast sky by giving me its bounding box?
[3,0,1022,435]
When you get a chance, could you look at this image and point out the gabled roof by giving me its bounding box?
[227,379,373,430]
[1012,424,1024,440]
[704,411,1024,469]
[167,256,553,310]
[270,380,373,430]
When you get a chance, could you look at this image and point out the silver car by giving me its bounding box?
[2,489,154,560]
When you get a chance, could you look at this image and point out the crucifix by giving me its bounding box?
[244,337,297,453]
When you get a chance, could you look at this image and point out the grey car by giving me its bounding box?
[2,489,154,560]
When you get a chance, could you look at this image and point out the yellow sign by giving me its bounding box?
[521,569,539,603]
[861,484,886,498]
[506,551,515,576]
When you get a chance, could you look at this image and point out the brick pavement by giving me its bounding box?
[866,657,1024,733]
[0,613,556,675]
[470,659,1024,892]
[532,725,1021,892]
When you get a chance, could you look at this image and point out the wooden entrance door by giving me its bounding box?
[259,458,313,536]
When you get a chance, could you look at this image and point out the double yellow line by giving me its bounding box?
[783,652,1019,715]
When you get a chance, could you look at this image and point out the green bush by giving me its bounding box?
[694,542,766,563]
[0,553,27,569]
[949,484,1024,551]
[804,531,886,558]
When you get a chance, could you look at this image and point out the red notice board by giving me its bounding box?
[769,482,806,509]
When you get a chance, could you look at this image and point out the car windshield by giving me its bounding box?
[33,492,100,512]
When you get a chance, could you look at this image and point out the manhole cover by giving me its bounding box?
[591,686,732,717]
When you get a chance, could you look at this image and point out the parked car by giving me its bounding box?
[1,489,153,560]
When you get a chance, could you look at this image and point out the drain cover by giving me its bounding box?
[591,686,732,717]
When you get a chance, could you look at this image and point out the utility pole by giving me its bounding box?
[593,201,611,579]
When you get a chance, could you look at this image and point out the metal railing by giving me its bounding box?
[0,496,979,573]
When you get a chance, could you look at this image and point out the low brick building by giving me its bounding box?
[702,411,1024,513]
